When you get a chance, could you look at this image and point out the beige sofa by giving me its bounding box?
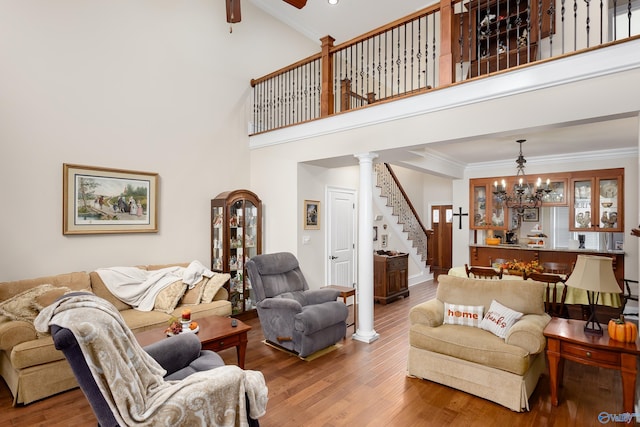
[407,274,551,412]
[0,263,231,405]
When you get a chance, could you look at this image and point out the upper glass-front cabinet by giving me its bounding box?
[211,189,262,316]
[470,179,507,230]
[570,170,623,232]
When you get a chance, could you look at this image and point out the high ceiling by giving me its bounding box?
[250,0,434,45]
[250,0,638,166]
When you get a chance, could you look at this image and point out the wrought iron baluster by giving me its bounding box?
[627,0,632,38]
[410,20,414,92]
[377,34,382,102]
[548,1,555,56]
[431,13,436,86]
[561,0,566,53]
[599,0,603,44]
[384,32,388,99]
[585,0,591,48]
[574,0,578,51]
[366,38,370,105]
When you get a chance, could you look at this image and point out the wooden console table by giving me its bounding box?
[544,317,640,414]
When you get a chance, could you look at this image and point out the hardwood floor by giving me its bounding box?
[0,280,631,426]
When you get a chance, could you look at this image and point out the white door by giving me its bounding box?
[327,188,356,287]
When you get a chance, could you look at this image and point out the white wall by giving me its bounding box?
[423,174,454,227]
[0,0,318,281]
[297,164,359,288]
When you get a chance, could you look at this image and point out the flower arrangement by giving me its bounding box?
[500,259,544,275]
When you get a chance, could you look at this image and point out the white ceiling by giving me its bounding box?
[250,0,639,166]
[250,0,435,45]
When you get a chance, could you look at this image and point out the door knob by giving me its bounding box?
[329,256,338,260]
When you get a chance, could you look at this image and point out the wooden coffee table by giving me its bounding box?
[135,315,251,369]
[544,317,640,414]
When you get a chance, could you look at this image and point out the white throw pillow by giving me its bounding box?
[480,299,523,339]
[443,302,484,328]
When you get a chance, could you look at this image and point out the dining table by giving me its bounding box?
[447,266,621,307]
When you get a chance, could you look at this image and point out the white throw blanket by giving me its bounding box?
[34,293,268,427]
[96,260,214,311]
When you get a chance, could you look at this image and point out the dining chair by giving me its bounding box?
[542,262,570,275]
[524,272,568,317]
[622,279,639,318]
[465,264,503,279]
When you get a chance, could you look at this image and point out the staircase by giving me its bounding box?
[374,163,433,277]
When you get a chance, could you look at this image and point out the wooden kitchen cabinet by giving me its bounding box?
[374,252,409,304]
[470,178,508,230]
[469,168,623,233]
[569,168,624,232]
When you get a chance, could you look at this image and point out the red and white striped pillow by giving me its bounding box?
[480,299,523,338]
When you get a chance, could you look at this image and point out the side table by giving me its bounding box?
[544,317,640,414]
[323,285,356,333]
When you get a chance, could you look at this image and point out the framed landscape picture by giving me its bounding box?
[63,164,158,234]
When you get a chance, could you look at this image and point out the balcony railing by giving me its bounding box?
[250,0,638,135]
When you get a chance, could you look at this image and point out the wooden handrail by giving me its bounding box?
[250,52,322,87]
[329,4,441,53]
[384,164,431,239]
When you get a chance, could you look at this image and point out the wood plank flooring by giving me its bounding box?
[0,280,632,426]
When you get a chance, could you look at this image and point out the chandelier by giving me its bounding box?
[493,139,551,216]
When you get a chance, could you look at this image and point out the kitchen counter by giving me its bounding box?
[469,243,624,255]
[468,244,625,287]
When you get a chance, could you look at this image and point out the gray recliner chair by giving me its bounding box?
[246,252,348,358]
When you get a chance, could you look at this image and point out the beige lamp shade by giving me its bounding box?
[565,255,621,294]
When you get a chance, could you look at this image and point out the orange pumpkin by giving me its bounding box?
[608,316,638,343]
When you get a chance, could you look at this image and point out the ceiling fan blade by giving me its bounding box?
[226,0,241,23]
[282,0,307,9]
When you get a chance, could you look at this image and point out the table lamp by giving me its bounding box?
[565,255,621,335]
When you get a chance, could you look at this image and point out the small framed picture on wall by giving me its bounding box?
[304,200,320,230]
[522,208,539,222]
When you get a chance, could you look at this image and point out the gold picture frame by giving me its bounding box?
[63,163,158,234]
[304,200,320,230]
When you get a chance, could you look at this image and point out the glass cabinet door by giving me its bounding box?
[490,190,505,228]
[571,178,593,230]
[229,200,244,314]
[472,184,488,228]
[470,180,507,230]
[598,178,620,230]
[244,201,258,310]
[211,206,224,271]
[541,177,568,206]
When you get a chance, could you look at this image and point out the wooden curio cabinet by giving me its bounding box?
[470,178,508,230]
[211,189,262,317]
[569,169,624,232]
[453,0,555,78]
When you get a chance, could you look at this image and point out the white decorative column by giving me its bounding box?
[353,152,380,343]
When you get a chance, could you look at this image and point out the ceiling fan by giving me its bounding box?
[226,0,308,24]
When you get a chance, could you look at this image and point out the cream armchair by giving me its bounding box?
[407,274,551,412]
